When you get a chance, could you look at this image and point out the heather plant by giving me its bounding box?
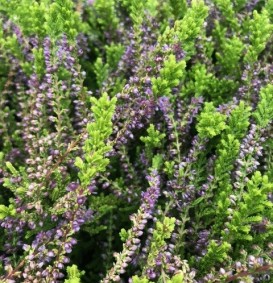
[1,0,273,282]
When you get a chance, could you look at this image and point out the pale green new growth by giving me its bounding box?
[0,204,16,220]
[159,0,208,58]
[141,124,166,168]
[253,84,273,128]
[185,63,213,97]
[140,124,166,148]
[265,0,273,20]
[199,240,231,272]
[226,101,251,139]
[197,102,227,139]
[143,217,176,275]
[170,0,187,20]
[223,172,273,242]
[106,43,125,70]
[216,36,244,75]
[64,265,85,283]
[130,0,146,27]
[152,54,185,98]
[93,0,119,31]
[214,134,240,181]
[45,0,80,41]
[94,57,109,89]
[76,93,117,187]
[132,276,151,283]
[214,0,239,31]
[244,9,273,64]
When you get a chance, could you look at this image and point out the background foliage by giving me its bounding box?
[1,0,273,282]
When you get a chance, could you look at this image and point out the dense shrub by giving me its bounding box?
[1,0,273,282]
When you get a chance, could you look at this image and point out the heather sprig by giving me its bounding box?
[196,102,227,139]
[151,54,186,99]
[244,9,273,65]
[159,0,208,58]
[64,264,85,283]
[102,169,160,282]
[142,216,176,279]
[213,0,240,31]
[0,93,116,282]
[169,0,187,20]
[223,171,273,244]
[75,93,117,188]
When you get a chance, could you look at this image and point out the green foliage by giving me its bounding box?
[0,204,16,220]
[86,194,121,235]
[216,36,244,75]
[0,0,47,38]
[145,0,159,17]
[152,54,185,98]
[0,34,23,61]
[199,102,251,222]
[197,136,239,228]
[0,0,84,79]
[183,63,213,97]
[169,0,187,20]
[182,63,238,101]
[119,228,128,242]
[164,161,175,177]
[223,172,273,243]
[226,101,251,139]
[253,84,273,128]
[132,272,185,283]
[161,0,208,58]
[1,0,84,42]
[214,0,239,31]
[200,102,252,232]
[64,265,85,283]
[196,103,227,139]
[132,276,151,283]
[5,161,18,176]
[265,0,273,20]
[233,0,248,12]
[3,164,29,197]
[175,0,208,56]
[244,9,273,64]
[94,57,109,89]
[25,1,47,37]
[76,93,116,187]
[215,102,251,178]
[145,217,176,269]
[45,0,82,42]
[167,272,184,283]
[214,134,240,181]
[33,48,46,78]
[140,124,165,148]
[121,0,158,18]
[212,20,227,46]
[199,240,231,272]
[130,0,146,27]
[151,154,164,171]
[105,43,125,70]
[93,0,119,31]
